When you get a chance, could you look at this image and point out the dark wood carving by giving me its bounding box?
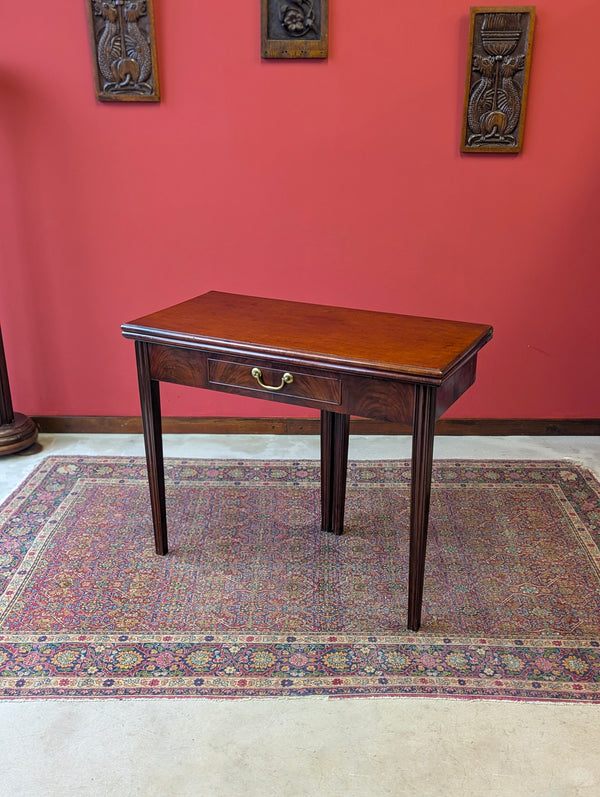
[86,0,160,102]
[0,326,38,456]
[461,7,535,153]
[261,0,328,59]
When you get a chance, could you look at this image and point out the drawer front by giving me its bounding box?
[208,358,342,406]
[147,344,415,424]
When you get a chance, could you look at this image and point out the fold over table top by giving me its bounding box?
[122,291,493,382]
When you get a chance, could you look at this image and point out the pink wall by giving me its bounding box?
[1,2,599,420]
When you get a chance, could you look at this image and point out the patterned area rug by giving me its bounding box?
[1,456,599,702]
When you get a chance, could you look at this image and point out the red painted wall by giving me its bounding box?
[1,2,599,420]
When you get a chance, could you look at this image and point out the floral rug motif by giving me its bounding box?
[1,456,599,701]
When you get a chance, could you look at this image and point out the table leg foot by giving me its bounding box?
[321,411,350,534]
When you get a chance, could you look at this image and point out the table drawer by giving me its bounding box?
[208,358,342,406]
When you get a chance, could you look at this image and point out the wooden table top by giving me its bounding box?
[122,291,493,381]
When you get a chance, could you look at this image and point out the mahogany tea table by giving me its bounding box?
[122,291,493,631]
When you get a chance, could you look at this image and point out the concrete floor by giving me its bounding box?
[1,433,600,796]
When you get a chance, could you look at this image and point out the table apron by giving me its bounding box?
[435,356,477,420]
[147,343,422,424]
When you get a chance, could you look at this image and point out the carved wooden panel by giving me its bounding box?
[261,0,328,59]
[461,7,535,153]
[86,0,160,102]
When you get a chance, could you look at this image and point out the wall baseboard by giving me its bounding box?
[31,416,600,436]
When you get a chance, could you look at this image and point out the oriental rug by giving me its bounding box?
[1,457,599,702]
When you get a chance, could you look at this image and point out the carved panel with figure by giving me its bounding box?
[261,0,328,59]
[86,0,160,102]
[461,7,535,153]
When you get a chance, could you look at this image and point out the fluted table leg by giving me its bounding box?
[407,384,437,631]
[321,410,350,534]
[135,340,167,555]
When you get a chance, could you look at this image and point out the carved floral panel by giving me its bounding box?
[261,0,328,59]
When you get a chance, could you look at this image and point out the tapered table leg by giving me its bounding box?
[408,384,437,631]
[321,410,350,534]
[135,341,168,555]
[321,410,334,532]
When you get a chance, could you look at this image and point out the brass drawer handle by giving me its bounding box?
[251,367,294,391]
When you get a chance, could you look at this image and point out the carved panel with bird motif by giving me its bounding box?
[86,0,160,102]
[461,7,535,153]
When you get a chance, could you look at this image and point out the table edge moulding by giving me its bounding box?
[122,291,493,631]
